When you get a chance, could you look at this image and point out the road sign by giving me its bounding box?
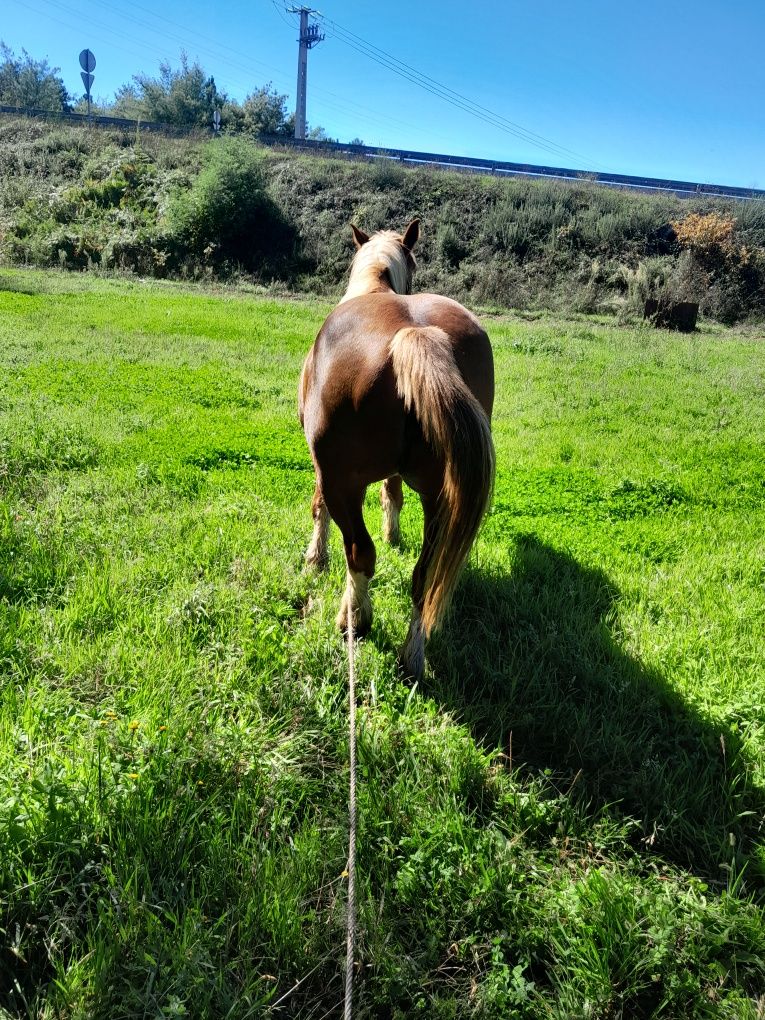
[79,49,96,73]
[79,49,96,122]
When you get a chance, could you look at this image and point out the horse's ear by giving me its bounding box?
[351,224,369,249]
[401,218,420,252]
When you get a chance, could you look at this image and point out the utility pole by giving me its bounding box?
[287,6,324,140]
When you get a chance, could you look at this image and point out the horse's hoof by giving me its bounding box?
[304,553,328,572]
[398,609,425,681]
[382,520,401,547]
[336,605,372,638]
[397,642,424,682]
[397,651,423,683]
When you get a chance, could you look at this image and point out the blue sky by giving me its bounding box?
[4,0,764,187]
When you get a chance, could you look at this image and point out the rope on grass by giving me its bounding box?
[344,600,358,1020]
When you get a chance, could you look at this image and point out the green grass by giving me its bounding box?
[1,268,765,1018]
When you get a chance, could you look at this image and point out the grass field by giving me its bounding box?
[1,268,765,1018]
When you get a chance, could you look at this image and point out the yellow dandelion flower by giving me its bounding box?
[127,772,139,779]
[158,725,167,732]
[128,721,140,732]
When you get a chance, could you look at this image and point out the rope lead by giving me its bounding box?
[344,602,357,1020]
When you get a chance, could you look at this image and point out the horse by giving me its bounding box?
[298,219,495,679]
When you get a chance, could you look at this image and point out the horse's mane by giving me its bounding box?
[341,231,411,303]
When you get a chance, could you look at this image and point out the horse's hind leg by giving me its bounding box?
[324,485,376,636]
[305,479,330,570]
[381,474,404,545]
[399,494,438,680]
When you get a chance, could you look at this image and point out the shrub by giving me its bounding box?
[702,252,765,324]
[735,200,765,248]
[436,222,468,267]
[617,257,673,312]
[483,203,533,259]
[664,250,708,304]
[672,211,735,257]
[671,210,765,323]
[1,118,763,321]
[368,156,406,191]
[166,137,294,274]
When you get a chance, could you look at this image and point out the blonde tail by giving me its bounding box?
[390,326,495,635]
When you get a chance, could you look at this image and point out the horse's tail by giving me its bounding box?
[390,326,495,636]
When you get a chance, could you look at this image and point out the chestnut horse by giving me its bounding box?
[298,219,495,678]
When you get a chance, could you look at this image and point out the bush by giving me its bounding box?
[672,211,735,257]
[671,210,765,323]
[166,137,294,274]
[436,222,468,267]
[616,257,672,312]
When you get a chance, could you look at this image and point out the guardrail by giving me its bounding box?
[2,105,762,201]
[0,104,186,134]
[258,136,765,201]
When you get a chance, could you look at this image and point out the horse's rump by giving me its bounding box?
[302,293,491,432]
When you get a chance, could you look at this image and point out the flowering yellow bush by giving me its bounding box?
[671,212,735,256]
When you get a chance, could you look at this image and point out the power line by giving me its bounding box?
[10,0,198,88]
[319,16,590,164]
[314,11,614,171]
[119,0,292,85]
[271,0,297,31]
[316,14,587,162]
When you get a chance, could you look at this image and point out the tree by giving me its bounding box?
[307,125,333,142]
[238,84,293,137]
[70,94,110,117]
[0,42,70,111]
[111,84,146,121]
[131,53,224,128]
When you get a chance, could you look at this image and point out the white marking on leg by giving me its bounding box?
[336,569,372,633]
[381,483,401,545]
[305,502,329,569]
[399,607,425,680]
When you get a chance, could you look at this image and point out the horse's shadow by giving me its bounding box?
[422,534,764,887]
